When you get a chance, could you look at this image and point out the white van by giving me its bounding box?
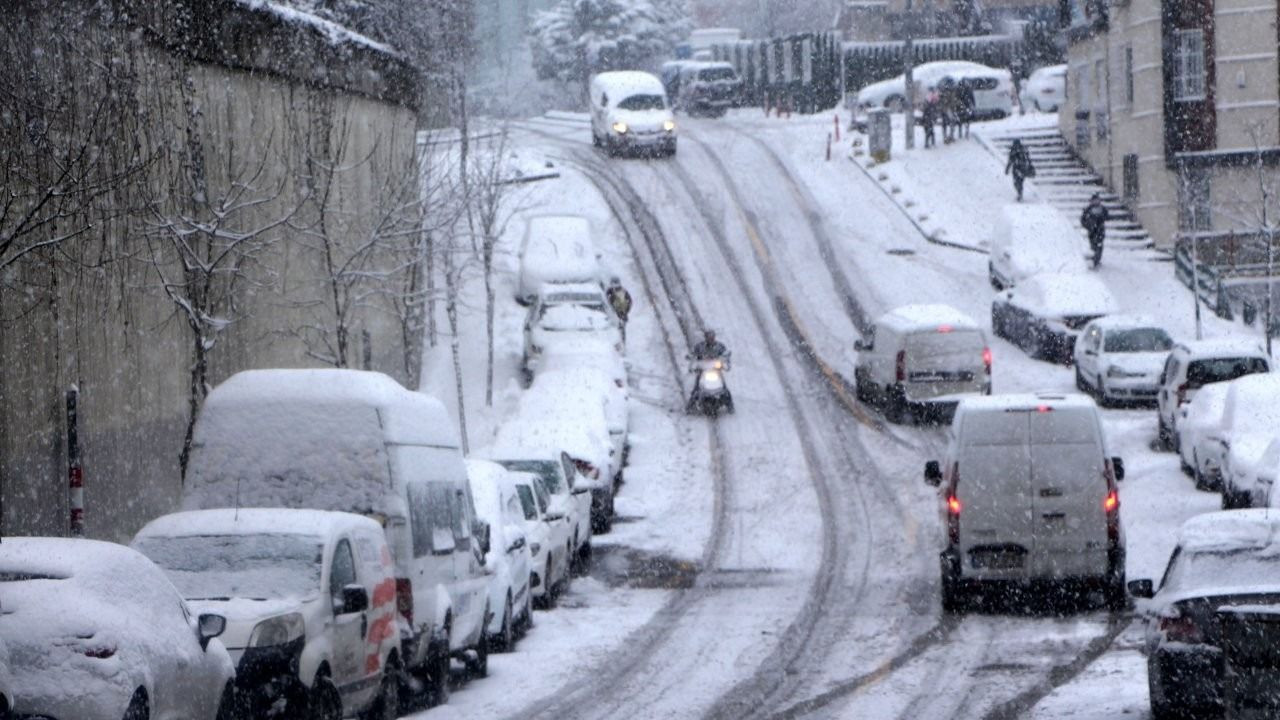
[924,393,1126,612]
[589,71,677,157]
[182,369,491,704]
[517,215,601,304]
[988,204,1087,289]
[854,304,991,423]
[133,509,400,719]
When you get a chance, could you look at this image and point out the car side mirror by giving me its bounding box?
[338,584,369,615]
[197,613,226,650]
[924,460,942,487]
[1112,457,1125,481]
[1127,579,1154,599]
[508,536,526,553]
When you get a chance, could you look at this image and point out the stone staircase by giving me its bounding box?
[977,127,1159,256]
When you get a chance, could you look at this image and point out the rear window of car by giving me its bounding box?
[1186,357,1269,387]
[698,67,737,82]
[617,94,666,111]
[960,77,997,90]
[1104,328,1172,353]
[1163,547,1280,594]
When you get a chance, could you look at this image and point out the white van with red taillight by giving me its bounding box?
[854,304,991,424]
[924,393,1125,613]
[133,509,400,720]
[181,369,493,707]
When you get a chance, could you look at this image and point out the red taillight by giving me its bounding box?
[1104,490,1119,512]
[396,577,414,627]
[947,463,961,545]
[82,646,116,659]
[896,350,906,383]
[938,324,953,333]
[573,458,601,480]
[982,347,992,375]
[1159,615,1204,643]
[1175,383,1188,406]
[947,496,962,514]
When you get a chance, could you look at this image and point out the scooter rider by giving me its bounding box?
[688,330,732,413]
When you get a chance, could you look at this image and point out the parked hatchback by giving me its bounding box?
[925,393,1125,612]
[134,509,401,720]
[1072,316,1173,406]
[1177,381,1232,490]
[1156,339,1271,449]
[1020,64,1067,112]
[465,459,534,652]
[992,273,1118,363]
[506,471,573,608]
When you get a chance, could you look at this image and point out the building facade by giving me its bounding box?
[1061,0,1280,250]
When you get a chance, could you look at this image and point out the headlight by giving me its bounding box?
[612,122,628,134]
[530,542,541,556]
[1107,366,1142,378]
[663,119,676,133]
[248,613,305,648]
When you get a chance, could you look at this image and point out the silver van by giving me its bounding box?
[924,393,1126,611]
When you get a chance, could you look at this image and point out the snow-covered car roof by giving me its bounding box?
[877,303,980,333]
[994,204,1086,274]
[465,458,510,526]
[1017,272,1118,316]
[536,304,616,332]
[940,66,1011,80]
[1029,64,1068,78]
[1177,337,1269,360]
[1177,509,1280,554]
[1184,380,1230,421]
[135,508,380,541]
[1224,373,1280,426]
[526,214,591,240]
[1084,314,1162,331]
[958,392,1097,413]
[0,537,164,588]
[539,281,606,303]
[491,370,612,468]
[540,336,626,379]
[591,71,666,97]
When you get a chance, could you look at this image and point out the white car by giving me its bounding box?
[854,60,995,112]
[1200,373,1280,508]
[541,339,630,477]
[589,71,677,157]
[989,204,1088,290]
[991,272,1118,364]
[1021,64,1067,112]
[465,459,534,651]
[133,509,401,720]
[1156,339,1271,449]
[523,282,623,379]
[1177,381,1231,490]
[1072,316,1174,406]
[940,67,1015,119]
[489,446,592,575]
[0,537,236,720]
[517,215,602,304]
[506,470,574,608]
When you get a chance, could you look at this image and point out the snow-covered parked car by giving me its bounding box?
[489,444,592,572]
[925,393,1126,612]
[991,272,1118,363]
[465,460,534,651]
[1129,510,1280,718]
[1072,316,1173,406]
[1177,381,1232,490]
[1156,338,1271,450]
[506,470,573,608]
[1204,373,1280,508]
[675,61,742,116]
[541,338,631,475]
[1021,64,1067,112]
[853,304,991,424]
[589,71,677,157]
[853,60,994,112]
[988,204,1087,290]
[132,509,401,720]
[523,282,623,379]
[517,215,602,305]
[939,67,1014,119]
[182,369,491,704]
[0,537,236,720]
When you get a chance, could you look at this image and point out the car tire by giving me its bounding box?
[493,595,514,652]
[361,661,400,720]
[308,676,342,720]
[540,558,557,608]
[521,587,535,632]
[1074,367,1087,392]
[1179,453,1194,477]
[466,616,490,679]
[885,387,908,424]
[940,557,965,614]
[123,689,149,720]
[854,369,871,403]
[426,648,450,707]
[1157,415,1174,451]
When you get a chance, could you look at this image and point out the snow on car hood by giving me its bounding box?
[1104,351,1167,378]
[1227,431,1279,477]
[538,304,614,332]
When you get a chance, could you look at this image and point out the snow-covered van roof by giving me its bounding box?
[135,508,380,541]
[590,71,666,98]
[1177,509,1280,554]
[957,392,1097,413]
[1176,337,1268,360]
[877,304,980,333]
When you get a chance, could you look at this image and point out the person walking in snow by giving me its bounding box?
[607,276,633,340]
[1080,194,1110,268]
[938,78,958,143]
[957,80,975,138]
[1004,139,1035,201]
[921,91,940,148]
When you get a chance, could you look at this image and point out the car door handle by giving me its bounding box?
[1041,512,1066,520]
[360,612,368,639]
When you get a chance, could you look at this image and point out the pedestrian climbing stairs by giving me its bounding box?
[976,126,1160,256]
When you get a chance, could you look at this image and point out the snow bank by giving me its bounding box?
[1177,509,1280,552]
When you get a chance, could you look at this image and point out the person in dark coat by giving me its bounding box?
[1004,139,1034,201]
[938,78,957,143]
[957,80,975,138]
[921,91,939,148]
[1080,194,1110,267]
[606,276,633,340]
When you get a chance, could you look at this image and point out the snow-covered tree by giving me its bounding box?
[530,0,690,83]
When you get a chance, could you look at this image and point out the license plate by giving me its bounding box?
[910,371,974,382]
[971,549,1025,570]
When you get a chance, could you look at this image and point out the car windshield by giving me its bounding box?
[1104,328,1172,352]
[497,460,563,494]
[616,94,666,111]
[698,67,737,82]
[1187,357,1269,386]
[1162,548,1280,594]
[134,534,323,601]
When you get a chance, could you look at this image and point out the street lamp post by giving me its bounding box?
[902,1,915,149]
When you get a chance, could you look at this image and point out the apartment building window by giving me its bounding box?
[1172,29,1207,101]
[1124,46,1134,104]
[1123,154,1139,201]
[1178,166,1211,232]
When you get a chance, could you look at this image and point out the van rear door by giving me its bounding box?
[956,410,1034,575]
[1027,408,1109,578]
[905,330,986,400]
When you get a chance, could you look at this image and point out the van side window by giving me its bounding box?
[330,539,357,604]
[407,483,432,557]
[450,488,473,551]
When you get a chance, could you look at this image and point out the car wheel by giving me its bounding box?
[940,557,965,613]
[1074,367,1087,392]
[1179,453,1194,477]
[494,595,514,653]
[885,95,906,113]
[541,558,557,608]
[466,615,490,679]
[123,689,149,720]
[308,676,342,720]
[1157,415,1174,451]
[885,386,907,423]
[1192,452,1215,491]
[521,587,535,632]
[427,648,450,707]
[360,660,400,720]
[854,369,871,403]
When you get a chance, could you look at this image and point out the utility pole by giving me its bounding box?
[903,0,915,149]
[1265,190,1274,356]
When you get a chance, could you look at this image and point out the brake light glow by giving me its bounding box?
[947,463,961,545]
[1104,490,1119,513]
[896,350,906,383]
[395,577,414,627]
[982,347,992,375]
[947,496,962,515]
[937,324,953,333]
[1159,615,1204,643]
[1037,405,1053,413]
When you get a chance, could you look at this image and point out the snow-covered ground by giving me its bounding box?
[403,104,1271,718]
